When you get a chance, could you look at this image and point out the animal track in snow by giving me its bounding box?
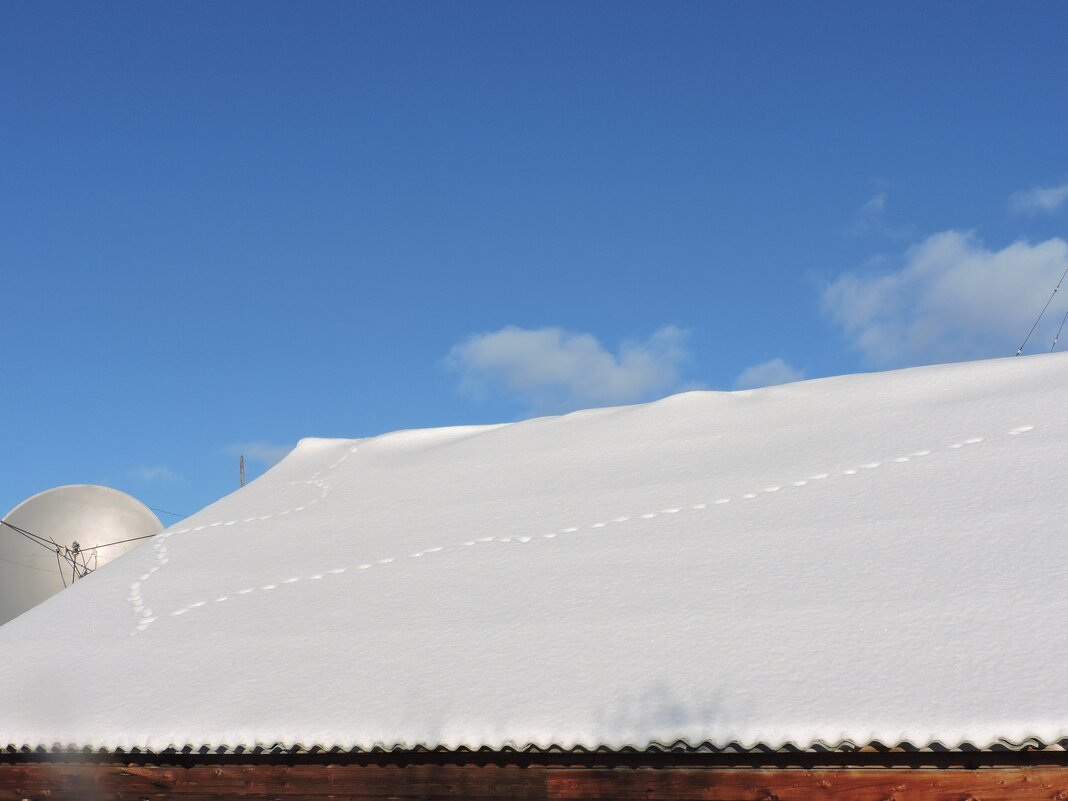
[128,442,360,635]
[133,424,1035,635]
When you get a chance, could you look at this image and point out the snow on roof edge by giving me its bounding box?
[5,353,1068,758]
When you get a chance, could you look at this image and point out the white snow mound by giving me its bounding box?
[2,354,1067,752]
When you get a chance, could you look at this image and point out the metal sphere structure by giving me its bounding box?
[0,485,163,626]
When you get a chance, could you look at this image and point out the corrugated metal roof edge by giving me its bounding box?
[4,738,1068,755]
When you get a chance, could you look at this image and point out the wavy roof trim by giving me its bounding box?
[4,738,1068,756]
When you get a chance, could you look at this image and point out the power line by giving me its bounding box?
[1016,263,1068,356]
[1051,305,1068,352]
[149,507,187,518]
[0,519,86,583]
[0,519,59,553]
[90,533,157,549]
[0,554,57,575]
[1,517,154,583]
[3,518,156,552]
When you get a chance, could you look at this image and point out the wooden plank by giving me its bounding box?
[0,763,548,800]
[3,764,1068,801]
[548,767,1068,801]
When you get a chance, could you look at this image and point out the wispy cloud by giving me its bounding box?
[823,230,1068,366]
[446,325,691,412]
[847,190,912,239]
[1009,181,1068,215]
[733,358,805,390]
[223,441,294,466]
[861,191,886,215]
[134,465,183,483]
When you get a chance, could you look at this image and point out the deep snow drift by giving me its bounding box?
[1,354,1066,751]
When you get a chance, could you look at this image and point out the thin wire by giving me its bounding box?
[55,550,67,588]
[0,549,59,560]
[1051,305,1068,352]
[3,519,94,580]
[1017,263,1068,356]
[0,554,57,575]
[2,517,155,585]
[6,525,52,552]
[88,533,158,550]
[0,519,59,552]
[0,518,57,547]
[149,507,187,518]
[4,517,155,551]
[71,548,90,577]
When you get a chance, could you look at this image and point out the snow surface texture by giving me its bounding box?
[1,354,1067,752]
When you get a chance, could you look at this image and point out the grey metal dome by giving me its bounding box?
[0,484,163,626]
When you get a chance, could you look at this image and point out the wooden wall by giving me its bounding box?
[3,761,1068,801]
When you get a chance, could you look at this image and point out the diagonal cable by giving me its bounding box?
[1017,263,1068,356]
[1051,305,1068,352]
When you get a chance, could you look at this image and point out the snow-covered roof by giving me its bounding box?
[2,354,1067,753]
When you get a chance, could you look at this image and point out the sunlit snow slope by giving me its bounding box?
[1,354,1066,751]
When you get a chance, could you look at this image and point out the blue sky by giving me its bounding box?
[3,1,1068,521]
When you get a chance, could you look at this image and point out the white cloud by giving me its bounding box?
[224,441,293,466]
[134,465,182,483]
[446,325,690,412]
[823,230,1068,366]
[847,191,911,239]
[733,358,805,390]
[1009,181,1068,215]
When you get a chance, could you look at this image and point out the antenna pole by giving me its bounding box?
[240,454,245,487]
